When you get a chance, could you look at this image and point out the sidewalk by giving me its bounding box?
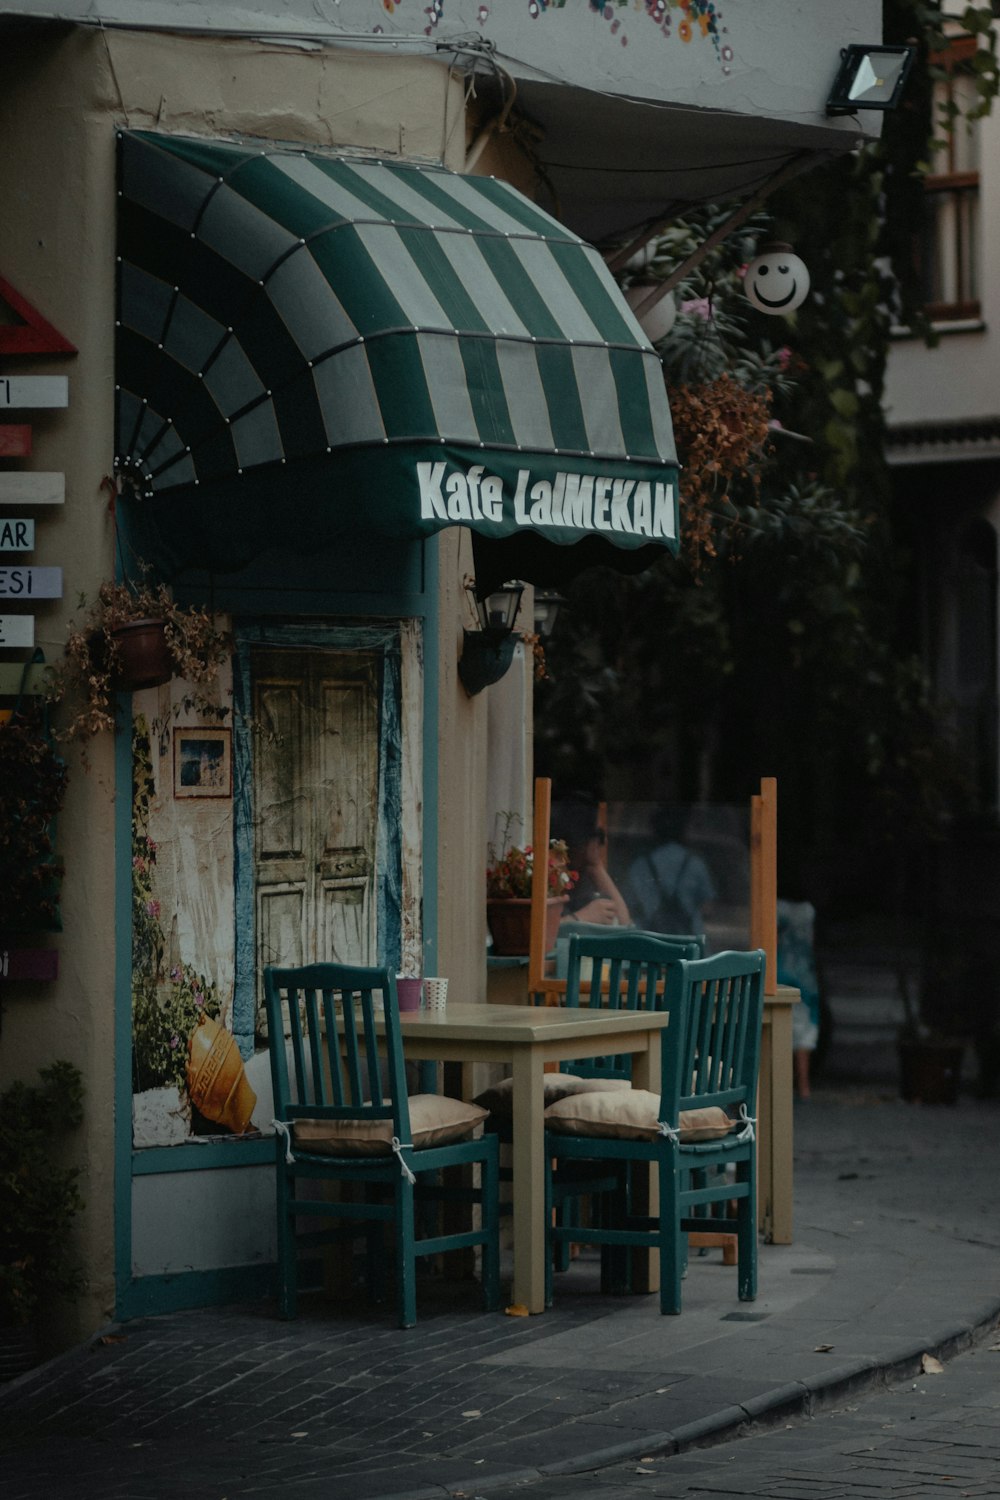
[2,1083,1000,1500]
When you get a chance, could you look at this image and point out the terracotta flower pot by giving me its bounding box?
[487,895,568,957]
[106,618,173,691]
[186,1015,257,1134]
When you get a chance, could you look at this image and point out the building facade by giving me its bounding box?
[0,0,880,1343]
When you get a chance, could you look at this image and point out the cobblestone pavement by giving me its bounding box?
[2,1086,1000,1500]
[466,1318,1000,1499]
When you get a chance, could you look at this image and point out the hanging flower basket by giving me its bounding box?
[106,618,173,691]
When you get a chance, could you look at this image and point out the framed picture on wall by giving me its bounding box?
[173,727,232,798]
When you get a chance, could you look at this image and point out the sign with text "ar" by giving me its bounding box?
[0,615,34,647]
[0,518,34,550]
[0,566,61,598]
[0,375,68,408]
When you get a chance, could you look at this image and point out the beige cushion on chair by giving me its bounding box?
[544,1089,735,1143]
[292,1095,489,1156]
[473,1072,631,1116]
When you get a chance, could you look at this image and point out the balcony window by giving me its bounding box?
[919,36,981,322]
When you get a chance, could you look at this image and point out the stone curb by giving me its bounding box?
[369,1301,1000,1500]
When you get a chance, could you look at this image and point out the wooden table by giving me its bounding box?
[393,1003,671,1315]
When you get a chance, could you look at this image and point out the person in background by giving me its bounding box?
[551,792,631,927]
[625,806,715,941]
[776,897,821,1100]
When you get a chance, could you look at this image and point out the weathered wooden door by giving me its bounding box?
[251,647,380,978]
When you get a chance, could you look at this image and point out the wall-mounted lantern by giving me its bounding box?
[532,588,565,642]
[826,44,916,115]
[744,242,810,315]
[459,579,525,696]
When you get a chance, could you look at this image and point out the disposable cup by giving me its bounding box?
[424,977,448,1012]
[396,976,423,1012]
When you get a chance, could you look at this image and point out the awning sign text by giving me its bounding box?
[416,461,676,541]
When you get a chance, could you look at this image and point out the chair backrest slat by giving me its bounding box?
[304,988,327,1105]
[322,989,344,1106]
[664,949,766,1122]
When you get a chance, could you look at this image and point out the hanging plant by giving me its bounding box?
[52,576,232,742]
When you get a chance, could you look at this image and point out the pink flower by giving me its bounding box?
[169,1034,180,1049]
[146,899,160,919]
[170,966,181,981]
[777,347,791,369]
[680,297,712,320]
[133,856,146,872]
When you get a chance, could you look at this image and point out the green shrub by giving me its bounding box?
[0,1061,84,1326]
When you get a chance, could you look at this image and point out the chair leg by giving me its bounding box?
[395,1178,417,1329]
[737,1155,758,1302]
[658,1153,683,1316]
[276,1167,297,1319]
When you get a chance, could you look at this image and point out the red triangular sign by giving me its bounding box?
[0,275,76,354]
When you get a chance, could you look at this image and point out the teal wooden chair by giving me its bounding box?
[264,962,501,1329]
[560,929,704,1080]
[553,930,703,1279]
[545,948,766,1314]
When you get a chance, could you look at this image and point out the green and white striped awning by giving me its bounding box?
[116,131,679,576]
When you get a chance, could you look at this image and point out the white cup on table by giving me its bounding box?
[424,977,448,1012]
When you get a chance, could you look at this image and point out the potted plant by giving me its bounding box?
[486,814,577,956]
[896,939,966,1106]
[53,576,232,741]
[0,706,68,934]
[0,1061,84,1378]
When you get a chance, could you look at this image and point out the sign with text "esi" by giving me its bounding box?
[0,566,61,597]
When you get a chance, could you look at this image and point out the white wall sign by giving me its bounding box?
[0,375,69,408]
[0,518,34,550]
[0,566,62,598]
[0,473,65,505]
[0,615,34,647]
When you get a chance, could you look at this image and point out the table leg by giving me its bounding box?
[761,1007,794,1244]
[510,1050,546,1313]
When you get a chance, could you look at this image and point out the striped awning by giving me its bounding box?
[115,131,679,576]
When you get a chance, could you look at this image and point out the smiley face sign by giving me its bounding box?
[744,242,809,315]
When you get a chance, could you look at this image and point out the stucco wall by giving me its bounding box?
[0,25,475,1342]
[884,89,1000,426]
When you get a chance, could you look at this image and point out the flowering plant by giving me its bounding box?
[486,815,577,899]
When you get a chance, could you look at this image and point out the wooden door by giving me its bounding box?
[251,647,380,987]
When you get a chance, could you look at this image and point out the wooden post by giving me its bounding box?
[528,777,552,999]
[750,776,778,994]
